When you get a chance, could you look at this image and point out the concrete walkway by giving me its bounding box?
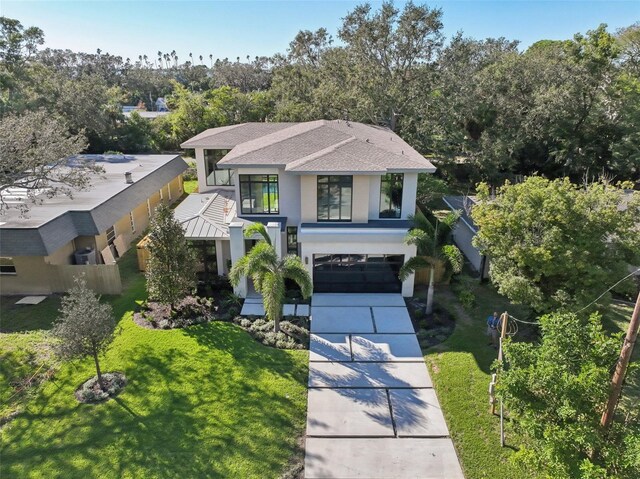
[305,293,464,479]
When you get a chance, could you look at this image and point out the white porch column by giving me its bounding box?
[267,222,282,259]
[215,239,225,275]
[229,222,247,297]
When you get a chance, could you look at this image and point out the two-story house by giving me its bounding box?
[178,120,436,297]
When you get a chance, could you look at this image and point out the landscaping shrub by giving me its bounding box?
[134,296,214,329]
[75,372,127,403]
[233,317,308,350]
[457,290,476,311]
[182,161,198,181]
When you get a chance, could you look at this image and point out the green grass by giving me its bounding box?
[0,247,308,479]
[424,280,538,479]
[425,277,639,479]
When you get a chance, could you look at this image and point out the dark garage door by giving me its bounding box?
[313,254,404,293]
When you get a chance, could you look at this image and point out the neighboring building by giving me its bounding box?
[443,196,490,279]
[178,120,437,297]
[0,154,187,295]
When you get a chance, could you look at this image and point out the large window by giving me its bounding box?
[239,174,279,214]
[0,257,16,275]
[317,175,352,221]
[379,173,403,218]
[204,149,234,186]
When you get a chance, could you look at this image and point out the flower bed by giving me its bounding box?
[233,316,310,350]
[134,295,216,329]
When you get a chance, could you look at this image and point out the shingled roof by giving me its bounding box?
[181,120,436,174]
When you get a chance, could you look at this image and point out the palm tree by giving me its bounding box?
[399,210,463,314]
[229,223,312,333]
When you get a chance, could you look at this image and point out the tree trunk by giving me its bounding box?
[426,266,435,315]
[92,346,106,391]
[274,310,281,333]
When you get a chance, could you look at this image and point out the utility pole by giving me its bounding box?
[490,312,509,416]
[600,292,640,429]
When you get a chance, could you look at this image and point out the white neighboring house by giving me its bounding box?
[176,120,437,297]
[442,196,490,279]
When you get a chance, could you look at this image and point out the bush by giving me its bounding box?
[134,296,214,329]
[457,290,476,310]
[182,161,197,181]
[75,372,127,403]
[233,317,308,350]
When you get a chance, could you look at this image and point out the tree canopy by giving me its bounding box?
[472,176,640,312]
[145,203,197,307]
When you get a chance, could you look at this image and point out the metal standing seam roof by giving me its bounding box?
[174,191,237,240]
[180,120,436,174]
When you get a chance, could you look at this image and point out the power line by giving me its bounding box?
[574,268,640,315]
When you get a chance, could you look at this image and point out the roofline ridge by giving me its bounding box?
[218,120,327,163]
[285,136,358,170]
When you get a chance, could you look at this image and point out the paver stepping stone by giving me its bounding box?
[389,388,449,437]
[240,302,264,316]
[282,304,296,316]
[312,293,406,307]
[306,388,394,437]
[351,334,423,362]
[244,297,263,304]
[297,304,310,316]
[304,437,465,479]
[309,334,352,362]
[308,361,432,388]
[311,306,374,333]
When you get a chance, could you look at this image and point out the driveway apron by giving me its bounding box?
[304,293,464,479]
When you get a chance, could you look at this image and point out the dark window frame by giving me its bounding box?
[204,149,235,186]
[0,257,17,275]
[286,226,298,255]
[379,173,404,219]
[317,175,353,222]
[239,174,280,215]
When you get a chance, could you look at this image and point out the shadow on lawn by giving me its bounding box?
[1,325,308,479]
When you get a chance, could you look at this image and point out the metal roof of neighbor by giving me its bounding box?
[0,154,188,256]
[174,190,237,240]
[181,120,436,174]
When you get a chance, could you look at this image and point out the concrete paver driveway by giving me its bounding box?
[304,293,464,479]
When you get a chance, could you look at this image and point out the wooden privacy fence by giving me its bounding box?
[414,261,447,285]
[49,264,122,295]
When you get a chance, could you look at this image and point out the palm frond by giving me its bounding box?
[441,244,464,274]
[281,255,313,299]
[399,255,431,281]
[409,210,435,238]
[405,229,435,256]
[243,222,271,245]
[228,254,250,286]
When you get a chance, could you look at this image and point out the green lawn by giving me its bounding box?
[425,276,638,479]
[424,281,536,479]
[0,247,308,479]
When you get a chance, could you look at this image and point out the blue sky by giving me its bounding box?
[2,1,638,62]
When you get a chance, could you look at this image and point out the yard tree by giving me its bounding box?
[229,223,312,333]
[145,203,197,308]
[0,109,100,214]
[498,311,639,478]
[472,177,640,312]
[399,209,463,314]
[52,276,117,391]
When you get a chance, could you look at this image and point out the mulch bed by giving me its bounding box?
[406,298,456,349]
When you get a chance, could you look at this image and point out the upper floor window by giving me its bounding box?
[239,174,279,214]
[379,173,403,218]
[204,149,234,186]
[0,257,16,275]
[317,175,352,222]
